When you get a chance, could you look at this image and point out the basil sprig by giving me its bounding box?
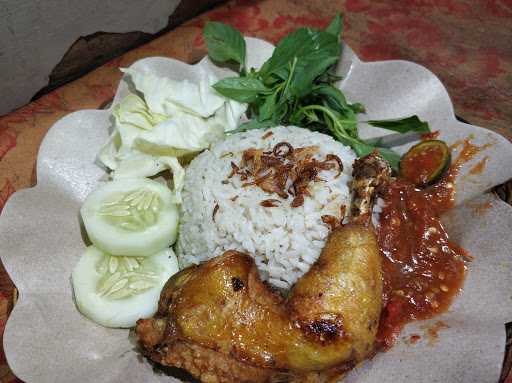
[203,13,430,170]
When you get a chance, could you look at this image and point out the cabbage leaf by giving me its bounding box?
[97,68,246,201]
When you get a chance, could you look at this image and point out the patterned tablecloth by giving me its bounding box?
[0,0,511,381]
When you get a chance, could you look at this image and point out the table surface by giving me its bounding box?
[0,0,511,382]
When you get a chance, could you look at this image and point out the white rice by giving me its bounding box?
[176,126,356,289]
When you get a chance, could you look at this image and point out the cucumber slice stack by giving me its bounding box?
[72,178,180,328]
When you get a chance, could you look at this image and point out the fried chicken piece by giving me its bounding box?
[136,153,391,382]
[138,228,379,382]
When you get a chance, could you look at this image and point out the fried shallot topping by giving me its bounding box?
[260,199,282,208]
[230,142,343,207]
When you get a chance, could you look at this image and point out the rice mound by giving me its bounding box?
[177,126,356,289]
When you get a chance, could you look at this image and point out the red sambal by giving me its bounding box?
[375,137,491,348]
[375,175,466,348]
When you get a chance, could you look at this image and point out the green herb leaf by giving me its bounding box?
[349,102,366,114]
[204,22,246,68]
[272,67,290,82]
[213,77,269,103]
[312,84,350,112]
[348,140,401,171]
[259,28,340,83]
[362,137,385,147]
[259,91,279,121]
[290,54,339,97]
[325,13,343,41]
[316,71,343,84]
[367,115,430,134]
[231,119,275,133]
[263,16,343,98]
[310,85,360,138]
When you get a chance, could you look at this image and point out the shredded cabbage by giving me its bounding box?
[97,69,247,202]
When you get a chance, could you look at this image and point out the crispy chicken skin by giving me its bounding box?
[136,152,390,382]
[138,227,380,382]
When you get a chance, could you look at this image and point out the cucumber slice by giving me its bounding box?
[72,246,179,328]
[81,178,178,256]
[399,140,451,186]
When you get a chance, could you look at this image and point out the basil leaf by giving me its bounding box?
[288,106,306,126]
[213,77,269,103]
[312,84,350,112]
[346,140,400,171]
[367,115,430,134]
[350,102,366,114]
[204,22,246,68]
[325,13,343,41]
[310,85,359,138]
[316,71,343,84]
[289,53,340,97]
[231,119,275,133]
[363,137,385,147]
[259,91,279,121]
[259,28,340,82]
[272,67,290,81]
[344,139,374,157]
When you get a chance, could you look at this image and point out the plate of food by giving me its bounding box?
[1,14,511,383]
